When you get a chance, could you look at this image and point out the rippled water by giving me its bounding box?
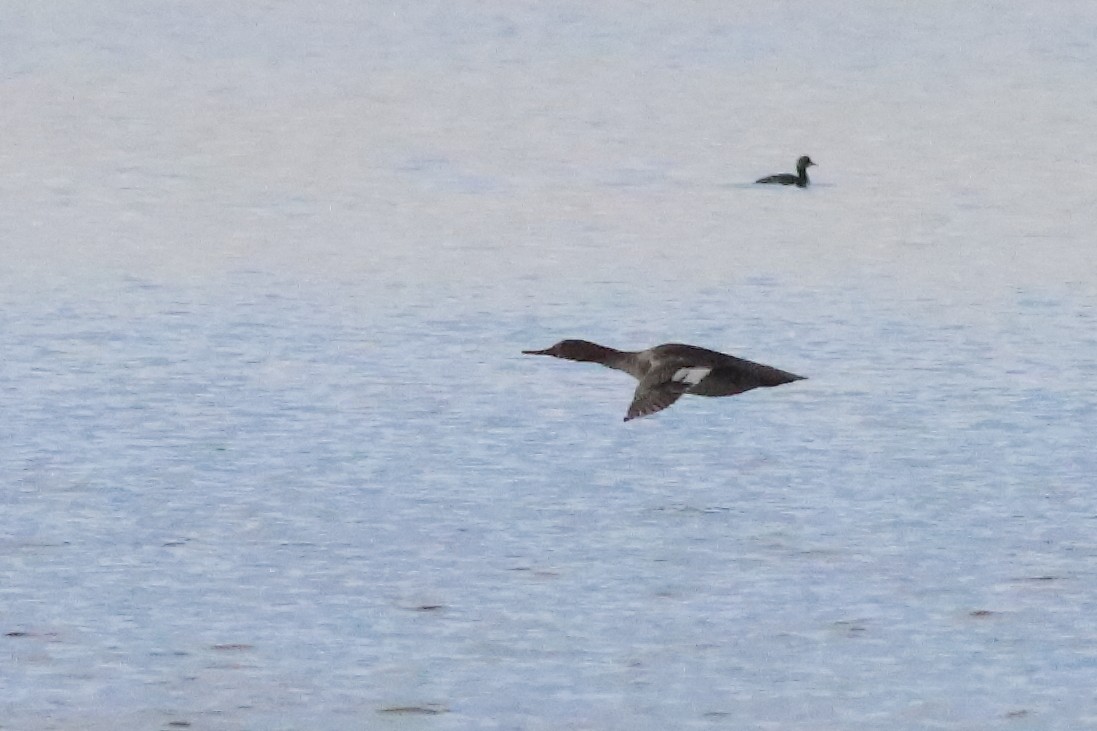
[3,2,1097,729]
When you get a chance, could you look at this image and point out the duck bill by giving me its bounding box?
[522,347,552,355]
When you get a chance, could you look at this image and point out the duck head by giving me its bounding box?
[796,156,816,172]
[522,339,611,363]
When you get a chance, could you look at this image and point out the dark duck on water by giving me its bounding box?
[756,155,816,187]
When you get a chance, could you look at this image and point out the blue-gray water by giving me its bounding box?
[3,2,1097,729]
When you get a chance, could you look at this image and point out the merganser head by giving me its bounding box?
[522,339,610,363]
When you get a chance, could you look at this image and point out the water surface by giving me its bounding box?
[3,2,1097,729]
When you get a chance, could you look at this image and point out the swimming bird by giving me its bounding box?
[522,340,804,421]
[756,156,816,187]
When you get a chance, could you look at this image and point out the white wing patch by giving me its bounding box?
[670,366,711,387]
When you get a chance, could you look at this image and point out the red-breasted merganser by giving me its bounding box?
[523,339,804,421]
[756,156,816,187]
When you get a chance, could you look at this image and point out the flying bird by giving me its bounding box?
[523,339,804,421]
